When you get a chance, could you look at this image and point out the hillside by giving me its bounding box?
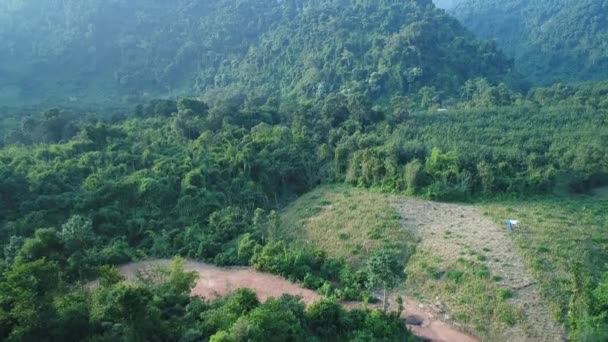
[432,0,457,9]
[0,0,513,105]
[2,1,608,341]
[452,0,608,84]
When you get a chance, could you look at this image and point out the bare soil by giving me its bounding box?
[118,260,319,303]
[390,197,566,342]
[117,259,477,342]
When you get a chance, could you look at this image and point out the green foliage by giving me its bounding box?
[306,298,344,339]
[453,0,608,84]
[0,257,416,341]
[251,241,335,285]
[227,295,307,342]
[365,249,404,312]
[0,1,605,340]
[0,0,512,105]
[485,196,608,340]
[0,259,61,341]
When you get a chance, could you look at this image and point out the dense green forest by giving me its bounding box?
[2,0,608,340]
[452,0,608,84]
[2,80,608,340]
[0,0,513,106]
[432,0,456,9]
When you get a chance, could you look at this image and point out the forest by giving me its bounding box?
[450,0,608,85]
[0,0,513,106]
[1,0,608,341]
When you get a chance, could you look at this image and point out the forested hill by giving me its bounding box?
[432,0,457,9]
[0,0,513,106]
[452,0,608,85]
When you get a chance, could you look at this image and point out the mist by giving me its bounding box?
[432,0,457,10]
[1,1,607,341]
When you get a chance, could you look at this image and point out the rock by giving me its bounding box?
[405,315,425,326]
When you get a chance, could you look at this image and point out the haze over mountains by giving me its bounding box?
[448,0,608,84]
[2,1,608,341]
[0,0,512,106]
[432,0,456,10]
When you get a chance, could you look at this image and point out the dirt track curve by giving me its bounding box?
[116,259,477,342]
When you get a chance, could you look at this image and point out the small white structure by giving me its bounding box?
[437,108,448,112]
[506,219,521,233]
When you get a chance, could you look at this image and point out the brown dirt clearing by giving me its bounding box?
[116,259,477,342]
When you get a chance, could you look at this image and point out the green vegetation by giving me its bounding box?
[1,79,607,339]
[0,257,416,341]
[485,194,608,340]
[453,0,608,84]
[279,186,415,267]
[365,249,404,314]
[1,0,608,340]
[0,0,512,105]
[406,250,521,337]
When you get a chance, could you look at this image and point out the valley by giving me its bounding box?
[1,0,607,341]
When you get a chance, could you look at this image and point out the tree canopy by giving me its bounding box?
[0,0,513,106]
[1,0,608,340]
[452,0,608,84]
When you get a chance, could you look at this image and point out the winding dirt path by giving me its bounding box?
[116,259,477,342]
[390,197,566,342]
[118,260,319,303]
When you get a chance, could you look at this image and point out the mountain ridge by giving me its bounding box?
[0,0,513,105]
[451,0,608,84]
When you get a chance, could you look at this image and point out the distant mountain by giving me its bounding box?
[0,0,513,105]
[452,0,608,84]
[432,0,457,10]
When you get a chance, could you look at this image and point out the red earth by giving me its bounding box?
[115,259,478,342]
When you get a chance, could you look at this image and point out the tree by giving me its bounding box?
[207,207,247,243]
[404,159,423,195]
[0,259,61,341]
[229,295,306,342]
[390,96,410,123]
[396,295,404,317]
[61,215,96,253]
[477,161,495,195]
[177,98,209,115]
[91,283,164,341]
[237,233,258,264]
[306,298,344,339]
[17,228,66,264]
[365,249,404,313]
[321,93,350,127]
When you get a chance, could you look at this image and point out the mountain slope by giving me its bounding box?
[0,0,513,105]
[432,0,457,9]
[452,0,608,84]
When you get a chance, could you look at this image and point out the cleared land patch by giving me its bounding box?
[115,259,478,342]
[392,197,566,341]
[279,185,416,267]
[277,186,566,340]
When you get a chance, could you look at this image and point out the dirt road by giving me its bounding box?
[117,259,477,342]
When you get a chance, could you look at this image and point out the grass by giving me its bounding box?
[406,249,522,338]
[483,193,608,330]
[278,185,417,268]
[278,185,604,338]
